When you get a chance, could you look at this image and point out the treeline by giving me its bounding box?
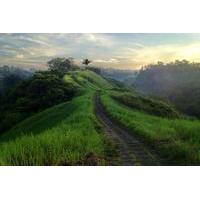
[0,57,81,133]
[0,65,33,96]
[133,60,200,117]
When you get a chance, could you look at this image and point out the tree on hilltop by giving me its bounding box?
[82,59,92,66]
[47,57,77,73]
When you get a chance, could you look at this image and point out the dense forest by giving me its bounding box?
[0,65,33,96]
[0,58,79,133]
[133,60,200,117]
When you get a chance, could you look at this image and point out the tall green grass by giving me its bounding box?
[63,74,81,88]
[78,70,113,90]
[0,91,105,165]
[1,101,78,141]
[101,93,200,165]
[110,91,180,118]
[0,70,115,165]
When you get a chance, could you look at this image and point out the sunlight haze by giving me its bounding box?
[1,33,200,69]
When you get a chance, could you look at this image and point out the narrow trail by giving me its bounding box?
[95,93,163,166]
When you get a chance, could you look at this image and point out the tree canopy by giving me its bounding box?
[82,59,92,66]
[47,57,78,73]
[0,70,78,133]
[134,60,200,117]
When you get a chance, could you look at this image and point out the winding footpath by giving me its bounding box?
[95,93,163,166]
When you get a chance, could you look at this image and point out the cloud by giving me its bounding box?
[17,35,49,46]
[15,54,25,59]
[94,58,120,64]
[111,42,200,68]
[81,33,114,47]
[1,33,200,69]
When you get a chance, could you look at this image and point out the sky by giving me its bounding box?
[1,33,200,70]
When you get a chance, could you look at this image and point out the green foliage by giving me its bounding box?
[111,91,180,118]
[0,70,116,165]
[63,74,81,88]
[1,102,75,141]
[134,60,200,117]
[78,70,113,90]
[0,65,32,96]
[0,69,113,135]
[0,71,78,133]
[0,92,105,165]
[47,57,78,74]
[101,93,200,165]
[4,67,198,165]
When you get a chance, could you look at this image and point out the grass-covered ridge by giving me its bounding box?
[76,70,113,90]
[110,91,180,118]
[0,70,114,165]
[63,74,81,88]
[101,92,200,165]
[0,90,106,165]
[2,67,200,166]
[1,101,77,141]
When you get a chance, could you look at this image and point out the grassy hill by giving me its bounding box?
[101,91,200,165]
[110,90,180,118]
[1,69,200,165]
[0,70,113,165]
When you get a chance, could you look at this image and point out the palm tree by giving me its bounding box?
[82,59,92,66]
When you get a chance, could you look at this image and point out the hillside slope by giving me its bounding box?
[101,92,200,165]
[1,69,200,165]
[0,70,113,165]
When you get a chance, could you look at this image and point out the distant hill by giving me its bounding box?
[100,68,138,84]
[133,60,200,117]
[0,65,33,95]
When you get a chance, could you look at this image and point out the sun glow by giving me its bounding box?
[1,33,200,69]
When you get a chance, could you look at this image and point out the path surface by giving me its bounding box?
[95,93,163,166]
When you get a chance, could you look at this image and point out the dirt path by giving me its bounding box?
[95,93,163,166]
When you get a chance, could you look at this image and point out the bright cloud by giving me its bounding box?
[1,33,200,69]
